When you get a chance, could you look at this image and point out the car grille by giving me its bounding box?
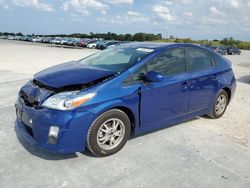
[19,90,39,108]
[19,81,53,108]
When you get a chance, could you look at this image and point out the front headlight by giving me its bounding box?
[42,91,96,110]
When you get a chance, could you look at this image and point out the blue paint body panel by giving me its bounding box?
[34,61,116,88]
[15,43,236,153]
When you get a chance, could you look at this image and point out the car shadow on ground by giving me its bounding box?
[129,116,202,139]
[237,75,250,85]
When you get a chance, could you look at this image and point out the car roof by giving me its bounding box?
[119,42,203,52]
[121,42,170,49]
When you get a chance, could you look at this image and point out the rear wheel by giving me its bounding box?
[87,109,131,157]
[209,90,228,119]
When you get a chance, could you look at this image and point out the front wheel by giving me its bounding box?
[86,109,131,157]
[208,90,229,119]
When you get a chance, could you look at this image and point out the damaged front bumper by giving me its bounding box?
[15,96,95,153]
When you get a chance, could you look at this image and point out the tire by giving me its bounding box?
[87,109,131,157]
[208,90,229,119]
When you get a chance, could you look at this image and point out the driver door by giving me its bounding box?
[140,48,190,128]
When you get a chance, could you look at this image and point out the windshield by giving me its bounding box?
[78,46,154,73]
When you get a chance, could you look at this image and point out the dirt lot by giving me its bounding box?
[0,40,250,188]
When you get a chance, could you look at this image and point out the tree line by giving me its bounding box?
[46,32,163,42]
[162,37,250,50]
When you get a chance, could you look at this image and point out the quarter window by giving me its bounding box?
[188,48,212,71]
[212,53,223,67]
[147,48,186,76]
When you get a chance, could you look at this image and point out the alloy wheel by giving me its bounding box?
[215,95,227,115]
[96,118,125,150]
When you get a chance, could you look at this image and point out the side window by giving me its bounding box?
[188,48,212,71]
[147,48,186,76]
[123,65,147,84]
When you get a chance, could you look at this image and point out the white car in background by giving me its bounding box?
[51,38,62,44]
[87,42,97,49]
[60,38,69,45]
[32,37,43,43]
[87,40,103,49]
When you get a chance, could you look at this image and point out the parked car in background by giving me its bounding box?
[63,38,74,46]
[106,41,122,49]
[14,36,22,40]
[0,35,8,39]
[7,36,15,40]
[77,38,92,48]
[87,41,99,48]
[96,40,109,49]
[217,46,227,55]
[60,38,69,45]
[51,38,62,44]
[99,41,120,50]
[32,37,43,43]
[86,40,102,49]
[210,46,227,55]
[15,43,236,157]
[42,37,53,43]
[22,36,33,42]
[226,46,241,55]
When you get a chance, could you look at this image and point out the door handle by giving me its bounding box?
[183,82,188,89]
[212,74,218,80]
[181,81,188,91]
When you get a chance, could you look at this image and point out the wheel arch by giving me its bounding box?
[99,105,136,133]
[222,87,231,104]
[114,106,135,128]
[90,101,138,134]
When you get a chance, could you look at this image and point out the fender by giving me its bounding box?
[86,94,140,133]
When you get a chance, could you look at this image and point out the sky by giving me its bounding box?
[0,0,250,41]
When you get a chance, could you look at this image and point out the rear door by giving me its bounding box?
[186,47,219,114]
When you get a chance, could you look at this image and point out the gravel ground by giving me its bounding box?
[0,39,250,188]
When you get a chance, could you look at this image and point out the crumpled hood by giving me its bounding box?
[34,61,115,89]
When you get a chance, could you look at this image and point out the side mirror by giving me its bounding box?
[145,71,163,82]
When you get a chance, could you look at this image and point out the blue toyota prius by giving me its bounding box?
[15,43,236,156]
